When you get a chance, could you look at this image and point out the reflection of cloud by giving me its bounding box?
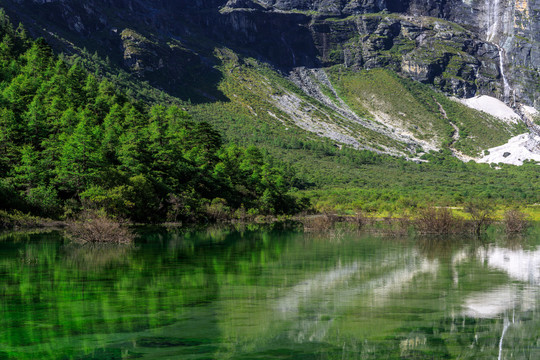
[477,247,540,285]
[369,259,439,300]
[273,251,439,343]
[463,286,519,318]
[276,261,360,314]
[276,253,440,315]
[461,246,540,318]
[462,285,537,318]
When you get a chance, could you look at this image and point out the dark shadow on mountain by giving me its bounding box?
[3,0,320,105]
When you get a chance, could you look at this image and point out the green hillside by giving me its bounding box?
[0,11,306,223]
[0,8,539,223]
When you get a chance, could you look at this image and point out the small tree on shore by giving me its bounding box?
[67,210,134,244]
[464,201,494,236]
[503,209,529,234]
[415,206,462,235]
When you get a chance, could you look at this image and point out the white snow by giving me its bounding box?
[521,105,538,117]
[456,95,520,123]
[477,133,540,165]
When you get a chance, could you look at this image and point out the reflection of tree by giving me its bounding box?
[1,228,538,359]
[0,228,294,359]
[61,243,135,271]
[415,236,467,261]
[502,234,528,251]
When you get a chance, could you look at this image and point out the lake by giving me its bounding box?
[0,225,539,359]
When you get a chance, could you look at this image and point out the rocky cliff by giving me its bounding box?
[2,0,538,161]
[4,0,539,106]
[221,0,539,106]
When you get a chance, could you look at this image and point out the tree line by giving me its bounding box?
[0,10,307,222]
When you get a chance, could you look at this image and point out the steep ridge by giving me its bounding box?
[222,0,539,107]
[6,0,538,106]
[3,0,539,162]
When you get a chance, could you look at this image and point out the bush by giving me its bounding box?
[205,198,231,221]
[503,209,529,234]
[464,201,494,235]
[0,210,42,229]
[350,209,369,229]
[414,206,463,235]
[303,213,339,232]
[66,210,134,244]
[380,213,411,236]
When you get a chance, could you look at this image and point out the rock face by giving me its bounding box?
[221,0,540,106]
[307,14,503,98]
[5,0,539,107]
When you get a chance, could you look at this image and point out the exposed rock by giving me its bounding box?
[221,0,540,106]
[478,133,540,165]
[4,0,539,106]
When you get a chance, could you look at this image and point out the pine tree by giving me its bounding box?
[57,113,103,193]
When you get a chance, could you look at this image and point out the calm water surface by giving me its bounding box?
[0,227,539,359]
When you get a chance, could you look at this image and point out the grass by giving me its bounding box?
[183,54,538,214]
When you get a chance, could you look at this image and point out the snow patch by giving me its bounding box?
[521,104,539,127]
[456,95,520,124]
[477,133,540,165]
[521,105,538,118]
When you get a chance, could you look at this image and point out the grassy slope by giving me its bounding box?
[326,67,524,156]
[184,52,539,212]
[12,14,536,212]
[67,49,540,211]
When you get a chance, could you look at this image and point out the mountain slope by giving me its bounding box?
[1,1,540,216]
[4,0,536,160]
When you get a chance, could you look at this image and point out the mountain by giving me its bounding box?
[3,1,539,159]
[1,1,540,218]
[5,1,537,101]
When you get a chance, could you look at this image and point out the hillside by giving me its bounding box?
[0,11,307,221]
[3,1,538,156]
[1,1,540,218]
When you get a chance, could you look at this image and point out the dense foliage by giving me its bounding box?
[0,11,306,222]
[1,9,539,223]
[187,58,540,213]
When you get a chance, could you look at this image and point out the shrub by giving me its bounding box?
[0,210,42,229]
[380,213,411,236]
[464,201,494,235]
[303,213,338,232]
[414,206,463,235]
[66,210,134,244]
[503,209,529,234]
[205,198,231,221]
[350,209,369,229]
[26,185,60,217]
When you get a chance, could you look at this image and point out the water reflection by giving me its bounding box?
[477,246,540,284]
[462,285,535,318]
[62,243,135,271]
[0,228,538,359]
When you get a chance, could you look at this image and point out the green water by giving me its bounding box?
[0,227,539,359]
